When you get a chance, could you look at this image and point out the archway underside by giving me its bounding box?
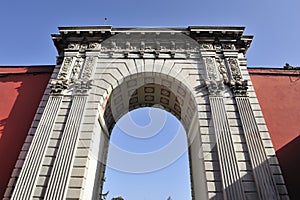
[103,73,199,135]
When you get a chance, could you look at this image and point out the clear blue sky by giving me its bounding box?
[0,0,299,67]
[1,1,300,199]
[103,108,191,200]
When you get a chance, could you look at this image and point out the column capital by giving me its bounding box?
[230,80,248,97]
[205,80,225,97]
[50,56,96,96]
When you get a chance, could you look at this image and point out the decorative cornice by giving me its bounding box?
[52,26,253,57]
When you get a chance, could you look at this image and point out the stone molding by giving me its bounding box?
[52,26,252,61]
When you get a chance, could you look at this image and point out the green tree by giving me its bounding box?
[111,197,124,200]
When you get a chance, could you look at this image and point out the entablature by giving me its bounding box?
[52,26,253,59]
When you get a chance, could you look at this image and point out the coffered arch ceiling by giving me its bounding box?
[103,72,201,135]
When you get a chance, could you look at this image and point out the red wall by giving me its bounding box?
[0,66,53,199]
[249,69,300,200]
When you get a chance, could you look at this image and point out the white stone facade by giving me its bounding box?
[3,26,289,200]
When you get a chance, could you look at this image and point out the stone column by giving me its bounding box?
[10,96,63,200]
[205,57,245,200]
[10,56,75,200]
[44,95,87,199]
[44,56,96,199]
[226,58,280,200]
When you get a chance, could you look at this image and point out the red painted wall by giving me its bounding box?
[249,69,300,200]
[0,66,53,199]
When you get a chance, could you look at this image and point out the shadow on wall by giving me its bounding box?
[0,69,52,199]
[276,135,300,200]
[208,155,289,200]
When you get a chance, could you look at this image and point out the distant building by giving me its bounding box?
[0,26,299,199]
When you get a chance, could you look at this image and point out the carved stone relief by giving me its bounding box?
[67,42,100,51]
[230,80,248,97]
[200,43,214,50]
[205,57,218,80]
[205,80,225,97]
[216,58,229,84]
[199,43,236,51]
[81,57,95,81]
[59,57,73,79]
[226,58,248,96]
[50,78,69,94]
[50,57,73,94]
[73,57,96,94]
[211,56,249,97]
[70,58,84,83]
[97,32,201,58]
[228,58,242,81]
[50,56,95,95]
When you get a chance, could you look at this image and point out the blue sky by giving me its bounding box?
[103,108,191,200]
[0,0,299,67]
[1,1,299,199]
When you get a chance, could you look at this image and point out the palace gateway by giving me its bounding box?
[4,26,288,200]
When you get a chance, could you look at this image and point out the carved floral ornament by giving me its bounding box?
[220,57,248,97]
[199,43,236,50]
[203,56,248,97]
[99,41,200,53]
[50,78,69,94]
[66,41,236,52]
[230,79,248,97]
[205,80,225,97]
[205,57,218,80]
[67,42,100,50]
[216,58,229,84]
[227,58,242,81]
[50,57,95,95]
[58,57,73,79]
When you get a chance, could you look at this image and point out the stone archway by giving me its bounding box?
[98,71,207,199]
[4,26,287,200]
[84,31,211,199]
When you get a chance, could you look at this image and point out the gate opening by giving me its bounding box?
[102,107,192,200]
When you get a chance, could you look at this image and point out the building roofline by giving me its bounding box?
[1,65,299,76]
[248,67,300,76]
[57,25,246,32]
[0,65,55,68]
[0,65,54,76]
